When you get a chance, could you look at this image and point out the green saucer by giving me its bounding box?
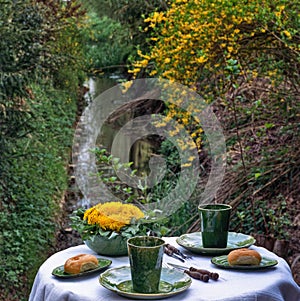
[176,232,256,255]
[99,266,192,300]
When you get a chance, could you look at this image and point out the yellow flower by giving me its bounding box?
[196,56,207,64]
[227,46,234,53]
[164,57,171,64]
[121,81,133,93]
[140,59,149,67]
[150,69,158,76]
[83,202,145,233]
[283,30,291,39]
[182,163,192,167]
[128,68,141,74]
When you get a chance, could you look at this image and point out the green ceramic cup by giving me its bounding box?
[198,204,232,248]
[127,236,165,293]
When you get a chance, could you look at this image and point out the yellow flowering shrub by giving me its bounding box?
[130,0,299,156]
[83,201,145,232]
[132,0,299,95]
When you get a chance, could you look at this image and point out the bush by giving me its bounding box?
[83,0,168,55]
[84,14,134,73]
[132,0,299,93]
[0,84,77,300]
[0,1,87,299]
[0,0,86,164]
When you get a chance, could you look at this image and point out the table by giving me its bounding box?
[29,237,300,301]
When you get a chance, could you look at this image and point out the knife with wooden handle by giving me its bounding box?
[168,263,219,280]
[167,263,210,282]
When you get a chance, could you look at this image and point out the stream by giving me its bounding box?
[53,76,121,252]
[53,75,159,252]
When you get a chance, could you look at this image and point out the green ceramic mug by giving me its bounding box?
[127,236,165,293]
[198,204,232,248]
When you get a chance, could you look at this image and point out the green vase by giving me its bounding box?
[85,234,128,256]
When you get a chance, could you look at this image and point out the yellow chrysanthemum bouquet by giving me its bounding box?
[83,202,145,233]
[71,201,164,240]
[71,201,166,255]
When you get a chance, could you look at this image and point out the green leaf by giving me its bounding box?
[254,173,261,179]
[264,123,274,129]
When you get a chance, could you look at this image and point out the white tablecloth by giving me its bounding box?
[29,237,300,301]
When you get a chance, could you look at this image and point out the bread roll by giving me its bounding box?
[227,248,262,266]
[64,254,98,274]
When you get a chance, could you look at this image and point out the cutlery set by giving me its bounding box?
[164,243,219,282]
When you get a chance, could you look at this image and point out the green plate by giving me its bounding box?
[176,232,256,255]
[99,266,192,300]
[211,255,278,270]
[52,258,112,278]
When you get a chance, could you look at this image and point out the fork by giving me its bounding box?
[164,247,185,262]
[164,243,192,261]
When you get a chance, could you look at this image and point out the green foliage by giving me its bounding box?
[154,138,202,236]
[40,0,88,90]
[82,0,168,73]
[0,0,45,172]
[83,0,167,48]
[0,0,42,98]
[0,84,77,299]
[92,146,181,208]
[0,0,87,98]
[231,195,292,240]
[85,146,200,237]
[0,0,87,168]
[84,14,134,73]
[166,200,199,236]
[220,51,299,237]
[0,0,87,187]
[92,147,141,203]
[0,1,87,299]
[70,147,170,240]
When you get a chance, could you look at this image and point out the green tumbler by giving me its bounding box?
[127,236,165,293]
[198,204,232,248]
